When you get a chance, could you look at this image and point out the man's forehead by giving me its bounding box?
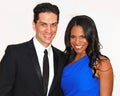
[38,12,57,23]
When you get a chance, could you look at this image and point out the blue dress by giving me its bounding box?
[61,55,100,96]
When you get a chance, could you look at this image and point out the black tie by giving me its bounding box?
[43,49,49,95]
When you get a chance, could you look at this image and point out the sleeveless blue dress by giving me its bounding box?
[61,55,100,96]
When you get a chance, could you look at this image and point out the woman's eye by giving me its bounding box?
[81,35,86,38]
[70,35,75,38]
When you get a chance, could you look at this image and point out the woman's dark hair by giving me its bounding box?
[33,3,60,23]
[64,15,102,77]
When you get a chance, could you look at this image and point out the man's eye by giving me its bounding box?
[41,23,46,26]
[52,23,57,27]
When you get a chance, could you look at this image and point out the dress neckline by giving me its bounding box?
[65,55,89,68]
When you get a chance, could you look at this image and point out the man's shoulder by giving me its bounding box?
[7,39,32,48]
[5,39,33,53]
[52,46,67,58]
[52,46,63,54]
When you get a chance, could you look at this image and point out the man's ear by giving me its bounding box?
[32,21,36,31]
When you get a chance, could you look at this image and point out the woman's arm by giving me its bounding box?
[98,59,114,96]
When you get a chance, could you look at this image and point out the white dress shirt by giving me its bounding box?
[33,37,54,95]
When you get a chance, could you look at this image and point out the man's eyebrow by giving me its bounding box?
[38,21,58,24]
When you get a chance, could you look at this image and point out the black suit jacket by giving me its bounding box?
[0,39,66,96]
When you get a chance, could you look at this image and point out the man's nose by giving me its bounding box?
[46,25,51,33]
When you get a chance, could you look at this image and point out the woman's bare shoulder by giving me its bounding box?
[97,56,112,72]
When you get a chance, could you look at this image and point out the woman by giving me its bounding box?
[61,15,113,96]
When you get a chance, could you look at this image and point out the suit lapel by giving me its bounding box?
[27,39,45,95]
[27,40,63,96]
[48,47,59,95]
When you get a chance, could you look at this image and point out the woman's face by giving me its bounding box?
[70,25,88,56]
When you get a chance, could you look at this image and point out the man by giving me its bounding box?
[0,3,65,96]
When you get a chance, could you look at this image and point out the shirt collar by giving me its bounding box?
[33,37,52,55]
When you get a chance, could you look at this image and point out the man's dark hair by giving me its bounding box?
[33,3,60,23]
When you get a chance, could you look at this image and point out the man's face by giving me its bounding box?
[33,12,58,47]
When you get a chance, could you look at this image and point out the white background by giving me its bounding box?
[0,0,120,95]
